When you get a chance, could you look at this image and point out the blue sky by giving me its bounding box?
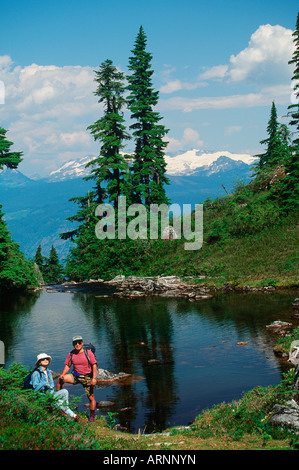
[0,0,298,177]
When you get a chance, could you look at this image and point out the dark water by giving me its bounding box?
[0,288,298,433]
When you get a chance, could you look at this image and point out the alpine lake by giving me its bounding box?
[1,284,298,434]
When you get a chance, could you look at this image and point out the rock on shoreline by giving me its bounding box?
[43,275,214,300]
[104,275,213,299]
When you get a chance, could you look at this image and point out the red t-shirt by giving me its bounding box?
[65,349,97,375]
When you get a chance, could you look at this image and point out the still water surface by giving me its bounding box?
[0,288,298,433]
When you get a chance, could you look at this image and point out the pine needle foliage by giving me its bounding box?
[127,26,170,208]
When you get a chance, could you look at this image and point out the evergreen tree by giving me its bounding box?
[43,245,63,283]
[256,102,289,170]
[0,207,37,292]
[279,123,292,155]
[275,12,299,213]
[34,244,44,270]
[276,149,299,213]
[270,13,299,213]
[288,12,299,146]
[62,60,131,244]
[0,127,23,170]
[127,26,170,208]
[60,189,99,241]
[86,59,131,208]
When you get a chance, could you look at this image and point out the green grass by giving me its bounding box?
[274,326,299,357]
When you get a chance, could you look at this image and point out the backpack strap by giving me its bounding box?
[68,348,92,368]
[68,349,75,367]
[84,349,92,367]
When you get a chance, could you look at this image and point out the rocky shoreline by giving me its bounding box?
[42,274,298,299]
[43,275,213,299]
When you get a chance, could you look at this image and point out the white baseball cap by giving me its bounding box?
[72,335,83,342]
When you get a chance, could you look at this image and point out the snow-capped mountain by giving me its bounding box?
[46,149,258,181]
[164,149,257,175]
[46,155,92,181]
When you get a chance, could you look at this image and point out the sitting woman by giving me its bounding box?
[31,353,81,421]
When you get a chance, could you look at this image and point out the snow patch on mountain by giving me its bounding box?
[46,149,258,181]
[47,155,92,181]
[164,149,257,175]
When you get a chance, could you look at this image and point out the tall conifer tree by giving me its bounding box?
[127,26,170,208]
[256,102,289,170]
[87,59,131,207]
[43,245,63,283]
[34,244,44,270]
[61,60,130,242]
[288,12,299,146]
[277,12,299,212]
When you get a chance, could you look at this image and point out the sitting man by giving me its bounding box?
[57,336,97,422]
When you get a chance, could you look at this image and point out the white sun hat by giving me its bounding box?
[35,353,52,367]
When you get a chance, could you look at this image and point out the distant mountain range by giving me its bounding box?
[0,150,258,259]
[46,149,257,180]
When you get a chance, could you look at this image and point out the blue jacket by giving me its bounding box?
[30,366,55,392]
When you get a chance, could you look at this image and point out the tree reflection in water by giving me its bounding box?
[72,294,179,432]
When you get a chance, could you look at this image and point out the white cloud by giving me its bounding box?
[228,24,294,84]
[60,131,91,147]
[160,79,207,93]
[160,84,293,113]
[159,66,207,94]
[12,63,96,115]
[0,57,99,175]
[159,24,294,113]
[200,65,229,80]
[0,55,12,67]
[160,79,183,94]
[0,60,97,122]
[165,127,204,153]
[200,24,294,85]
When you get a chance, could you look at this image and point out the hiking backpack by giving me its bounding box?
[23,368,42,390]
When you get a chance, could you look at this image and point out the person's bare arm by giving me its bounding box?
[59,364,70,378]
[91,363,97,385]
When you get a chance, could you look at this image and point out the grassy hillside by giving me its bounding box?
[64,161,298,287]
[131,210,298,289]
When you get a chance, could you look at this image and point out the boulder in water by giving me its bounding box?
[95,368,144,388]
